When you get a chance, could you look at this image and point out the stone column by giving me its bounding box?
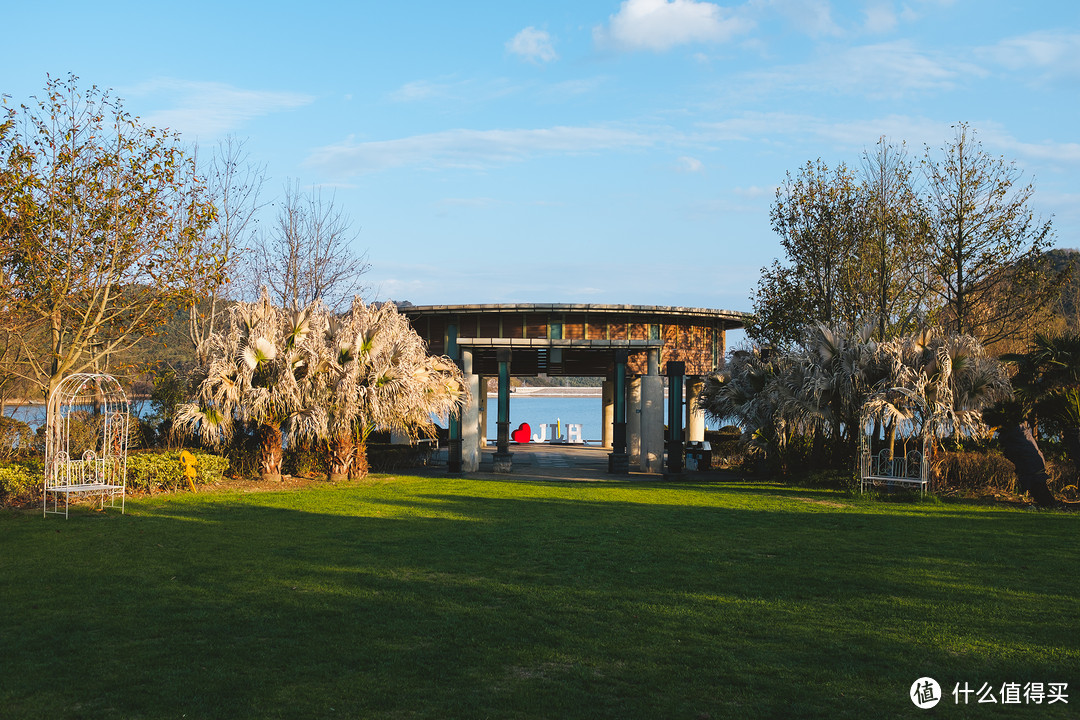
[627,376,642,467]
[639,349,664,473]
[686,375,705,443]
[601,380,614,449]
[478,379,489,447]
[461,349,481,472]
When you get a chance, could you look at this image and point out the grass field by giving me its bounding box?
[1,475,1077,719]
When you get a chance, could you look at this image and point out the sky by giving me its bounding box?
[3,0,1079,319]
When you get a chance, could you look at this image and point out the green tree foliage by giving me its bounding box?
[0,75,217,411]
[751,160,867,346]
[750,127,1060,349]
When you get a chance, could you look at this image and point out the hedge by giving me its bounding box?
[0,451,229,502]
[125,451,230,493]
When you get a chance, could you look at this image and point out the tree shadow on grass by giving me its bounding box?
[2,484,1077,719]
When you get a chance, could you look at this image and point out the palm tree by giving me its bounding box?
[175,293,327,482]
[703,326,1010,478]
[319,299,466,481]
[796,322,891,465]
[885,327,1011,441]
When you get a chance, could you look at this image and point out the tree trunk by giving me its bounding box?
[998,423,1057,507]
[351,436,369,479]
[328,432,353,483]
[258,421,283,482]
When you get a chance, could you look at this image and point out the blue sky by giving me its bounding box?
[3,0,1078,316]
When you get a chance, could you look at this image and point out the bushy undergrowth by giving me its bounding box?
[0,451,229,505]
[283,442,327,477]
[932,450,1018,492]
[125,450,229,493]
[0,460,40,503]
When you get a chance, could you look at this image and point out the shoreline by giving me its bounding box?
[510,387,602,398]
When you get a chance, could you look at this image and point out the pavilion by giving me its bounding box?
[401,303,750,474]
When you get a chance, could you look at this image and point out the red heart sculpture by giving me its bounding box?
[511,423,531,443]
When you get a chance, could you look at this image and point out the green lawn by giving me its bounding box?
[2,476,1077,719]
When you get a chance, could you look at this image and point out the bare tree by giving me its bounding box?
[859,137,932,340]
[250,181,369,312]
[186,136,266,363]
[921,123,1058,345]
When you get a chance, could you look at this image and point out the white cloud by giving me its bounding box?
[978,31,1080,79]
[862,1,897,34]
[596,0,754,52]
[124,78,313,138]
[738,40,984,100]
[697,111,950,153]
[388,77,518,105]
[765,0,843,38]
[733,185,771,198]
[507,27,558,64]
[306,125,656,176]
[677,155,705,172]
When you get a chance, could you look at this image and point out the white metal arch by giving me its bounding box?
[43,373,129,517]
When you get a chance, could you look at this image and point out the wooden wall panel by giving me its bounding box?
[526,314,548,339]
[477,314,499,338]
[502,314,524,339]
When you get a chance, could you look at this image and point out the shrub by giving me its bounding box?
[0,462,38,504]
[284,441,326,477]
[368,443,433,472]
[125,450,229,493]
[933,450,1017,492]
[704,426,746,470]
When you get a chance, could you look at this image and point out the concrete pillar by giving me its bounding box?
[686,375,705,443]
[461,349,481,472]
[478,379,488,446]
[640,374,664,473]
[627,376,642,466]
[601,380,614,449]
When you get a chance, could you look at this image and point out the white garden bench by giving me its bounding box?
[44,449,126,518]
[860,449,928,496]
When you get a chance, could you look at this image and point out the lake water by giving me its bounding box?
[486,395,677,445]
[4,400,154,430]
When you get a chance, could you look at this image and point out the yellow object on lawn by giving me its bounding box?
[179,450,199,492]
